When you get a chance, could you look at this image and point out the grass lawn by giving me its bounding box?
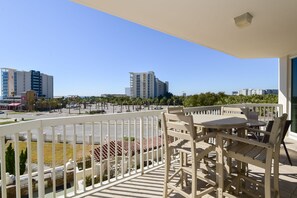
[6,141,93,166]
[0,119,34,125]
[0,121,17,125]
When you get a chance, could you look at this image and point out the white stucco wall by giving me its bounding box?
[278,56,289,115]
[279,55,297,139]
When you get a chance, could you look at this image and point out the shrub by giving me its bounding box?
[5,143,27,175]
[89,110,106,114]
[77,156,92,170]
[123,136,135,141]
[85,175,101,187]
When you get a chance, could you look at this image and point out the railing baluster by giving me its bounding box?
[128,119,131,176]
[27,131,33,198]
[146,117,149,169]
[82,123,86,192]
[63,125,67,197]
[115,120,118,180]
[1,136,7,198]
[14,133,21,198]
[134,119,137,174]
[264,107,267,121]
[99,122,103,186]
[107,121,111,182]
[91,122,95,188]
[160,116,164,164]
[73,124,77,195]
[52,127,56,198]
[37,127,45,197]
[140,117,144,175]
[151,117,154,166]
[121,120,124,178]
[155,116,159,165]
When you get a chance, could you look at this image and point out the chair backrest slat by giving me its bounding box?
[162,112,196,141]
[264,118,291,143]
[268,114,288,147]
[167,107,185,115]
[221,107,248,119]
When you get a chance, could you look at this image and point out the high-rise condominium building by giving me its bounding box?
[1,68,54,98]
[130,71,169,98]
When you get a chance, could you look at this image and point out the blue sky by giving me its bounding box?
[0,0,278,96]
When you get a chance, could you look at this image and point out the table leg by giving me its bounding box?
[216,133,224,198]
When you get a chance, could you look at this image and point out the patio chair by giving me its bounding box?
[167,106,185,115]
[221,106,248,118]
[161,112,216,198]
[257,119,292,166]
[221,113,287,197]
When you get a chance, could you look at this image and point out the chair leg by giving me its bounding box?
[191,161,197,198]
[273,155,280,198]
[282,142,293,166]
[264,155,273,198]
[163,152,170,197]
[180,152,184,188]
[264,171,271,198]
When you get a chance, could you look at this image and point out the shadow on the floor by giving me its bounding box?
[279,145,296,166]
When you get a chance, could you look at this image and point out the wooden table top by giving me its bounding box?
[192,114,248,129]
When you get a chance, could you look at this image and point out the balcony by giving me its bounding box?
[0,103,296,197]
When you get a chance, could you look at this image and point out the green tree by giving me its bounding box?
[5,143,28,176]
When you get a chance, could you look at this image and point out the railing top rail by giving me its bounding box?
[184,103,282,111]
[0,103,283,136]
[225,103,282,107]
[0,110,163,137]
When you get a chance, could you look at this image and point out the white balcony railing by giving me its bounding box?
[185,103,283,122]
[0,111,163,198]
[0,103,282,198]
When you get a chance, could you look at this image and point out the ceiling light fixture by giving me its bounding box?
[234,12,253,28]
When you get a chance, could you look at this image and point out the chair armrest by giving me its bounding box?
[245,127,271,136]
[218,133,272,149]
[196,132,216,142]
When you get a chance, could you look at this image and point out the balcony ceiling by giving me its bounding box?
[73,0,297,58]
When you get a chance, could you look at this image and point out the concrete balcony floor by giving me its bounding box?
[81,137,297,198]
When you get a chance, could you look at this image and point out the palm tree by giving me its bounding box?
[49,98,58,111]
[75,97,82,114]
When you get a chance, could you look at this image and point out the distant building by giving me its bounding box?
[1,68,15,98]
[238,89,249,96]
[1,68,54,98]
[232,91,239,95]
[265,89,278,95]
[129,71,169,98]
[235,88,278,96]
[41,72,54,98]
[125,88,131,97]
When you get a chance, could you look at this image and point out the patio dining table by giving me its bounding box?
[192,114,248,130]
[192,114,248,197]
